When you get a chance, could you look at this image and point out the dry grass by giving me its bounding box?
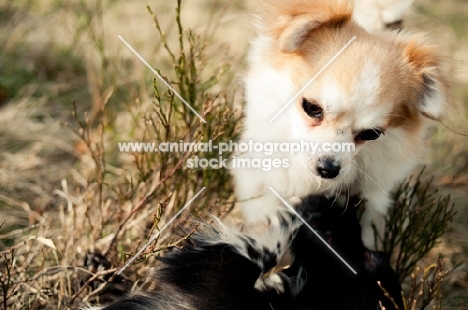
[0,0,467,309]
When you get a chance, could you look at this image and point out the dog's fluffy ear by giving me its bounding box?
[279,15,322,53]
[256,0,353,53]
[404,37,449,120]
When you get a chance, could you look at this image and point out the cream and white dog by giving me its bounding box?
[233,0,448,249]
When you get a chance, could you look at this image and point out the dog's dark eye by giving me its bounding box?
[356,128,384,141]
[302,98,323,119]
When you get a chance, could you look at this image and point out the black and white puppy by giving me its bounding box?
[97,197,404,310]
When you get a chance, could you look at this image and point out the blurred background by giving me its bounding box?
[0,0,467,308]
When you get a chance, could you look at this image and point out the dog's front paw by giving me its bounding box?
[360,208,386,250]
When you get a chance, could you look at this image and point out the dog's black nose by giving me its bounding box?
[316,157,340,179]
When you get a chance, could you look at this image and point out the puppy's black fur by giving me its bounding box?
[100,197,404,310]
[101,237,292,310]
[289,196,404,309]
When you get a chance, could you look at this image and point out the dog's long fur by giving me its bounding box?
[233,0,448,248]
[98,197,404,310]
